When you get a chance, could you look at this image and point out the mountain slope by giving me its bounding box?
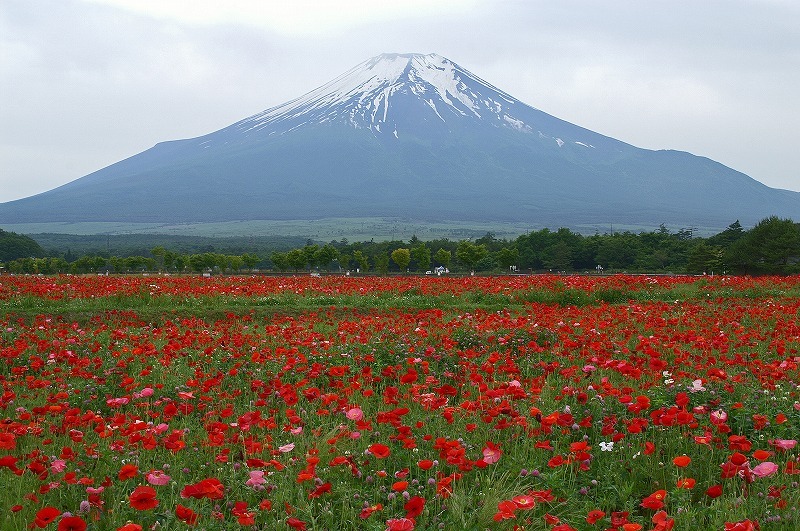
[1,52,798,230]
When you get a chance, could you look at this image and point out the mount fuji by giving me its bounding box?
[2,52,799,231]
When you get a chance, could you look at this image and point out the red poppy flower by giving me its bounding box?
[729,452,748,466]
[286,517,307,530]
[359,503,383,519]
[724,520,760,531]
[118,463,138,480]
[729,435,752,452]
[0,432,16,450]
[417,459,434,470]
[611,512,630,526]
[236,512,255,526]
[180,477,225,499]
[640,490,666,510]
[652,510,675,531]
[544,513,561,525]
[0,455,22,475]
[57,516,87,531]
[672,455,691,467]
[404,496,425,518]
[129,485,159,510]
[308,482,332,498]
[390,480,408,492]
[513,495,536,510]
[752,449,772,461]
[586,509,606,524]
[706,484,723,498]
[368,443,391,459]
[116,525,143,531]
[386,518,415,531]
[34,507,61,528]
[492,500,517,522]
[176,504,199,525]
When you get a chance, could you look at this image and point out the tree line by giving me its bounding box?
[1,248,260,275]
[2,217,800,275]
[267,217,800,275]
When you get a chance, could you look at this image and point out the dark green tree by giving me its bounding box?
[686,242,723,274]
[163,250,178,271]
[270,252,290,272]
[495,247,520,270]
[226,254,244,273]
[411,244,432,272]
[241,253,261,271]
[726,217,800,274]
[709,220,745,247]
[352,250,370,272]
[314,244,340,271]
[286,249,308,271]
[337,253,351,272]
[542,241,573,271]
[150,246,166,272]
[474,254,498,272]
[374,253,390,275]
[594,233,640,270]
[391,248,411,271]
[434,248,452,269]
[302,244,319,270]
[456,241,488,270]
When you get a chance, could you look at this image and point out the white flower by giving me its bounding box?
[600,441,614,452]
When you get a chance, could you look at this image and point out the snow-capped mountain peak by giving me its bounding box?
[2,52,796,232]
[233,52,535,138]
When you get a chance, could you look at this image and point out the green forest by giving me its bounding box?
[2,217,800,275]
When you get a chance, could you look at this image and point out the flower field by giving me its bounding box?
[1,274,799,530]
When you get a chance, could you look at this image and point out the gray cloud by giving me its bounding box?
[1,0,798,205]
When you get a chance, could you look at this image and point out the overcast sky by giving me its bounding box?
[2,0,799,203]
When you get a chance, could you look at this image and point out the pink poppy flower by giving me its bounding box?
[145,470,171,486]
[346,407,364,421]
[246,470,266,487]
[770,439,797,451]
[134,387,154,399]
[279,443,295,453]
[710,409,727,425]
[482,442,502,464]
[751,462,779,477]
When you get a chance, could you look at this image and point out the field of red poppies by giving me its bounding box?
[1,274,798,530]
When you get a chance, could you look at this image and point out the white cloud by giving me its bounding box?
[80,0,477,34]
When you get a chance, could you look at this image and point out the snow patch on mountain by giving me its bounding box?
[233,53,537,138]
[199,52,609,155]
